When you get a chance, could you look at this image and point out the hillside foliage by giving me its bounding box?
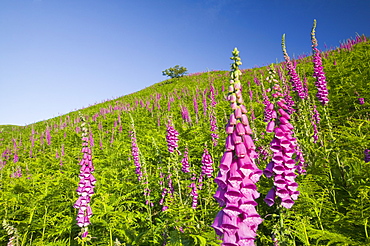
[0,35,369,245]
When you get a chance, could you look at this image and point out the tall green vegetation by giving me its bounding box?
[0,31,369,245]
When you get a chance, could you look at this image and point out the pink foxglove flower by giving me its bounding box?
[193,94,199,123]
[166,120,179,153]
[311,19,329,105]
[189,183,198,209]
[180,105,192,123]
[209,108,219,146]
[262,76,301,209]
[310,104,321,143]
[282,34,306,100]
[181,146,190,173]
[74,116,95,234]
[212,48,263,245]
[201,146,213,178]
[130,128,142,181]
[202,90,208,117]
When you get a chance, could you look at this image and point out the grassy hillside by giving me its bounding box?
[0,36,369,246]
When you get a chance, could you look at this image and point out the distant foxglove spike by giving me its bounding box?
[166,121,179,153]
[75,117,95,230]
[311,20,329,105]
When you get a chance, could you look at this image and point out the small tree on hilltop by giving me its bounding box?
[162,65,188,79]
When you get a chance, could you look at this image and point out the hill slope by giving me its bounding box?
[0,36,369,245]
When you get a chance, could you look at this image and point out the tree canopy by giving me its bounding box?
[162,65,188,78]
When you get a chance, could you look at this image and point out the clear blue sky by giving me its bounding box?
[1,0,369,125]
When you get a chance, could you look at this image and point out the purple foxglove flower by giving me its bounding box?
[264,188,276,207]
[311,20,329,105]
[193,95,199,123]
[189,183,199,209]
[310,104,320,143]
[180,105,192,123]
[166,121,179,153]
[181,146,190,173]
[130,128,142,181]
[295,144,306,174]
[266,120,275,133]
[263,162,274,178]
[209,108,219,146]
[264,101,301,208]
[282,34,306,100]
[45,127,52,145]
[10,166,22,178]
[212,48,262,245]
[75,116,95,231]
[365,149,370,163]
[202,90,208,117]
[201,147,214,178]
[13,153,19,163]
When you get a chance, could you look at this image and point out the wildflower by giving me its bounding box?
[263,81,300,209]
[209,108,219,146]
[311,19,329,105]
[10,166,22,178]
[212,48,263,245]
[166,120,179,153]
[167,96,174,111]
[130,127,142,181]
[209,83,217,107]
[189,183,198,209]
[180,105,192,123]
[310,104,320,143]
[201,146,213,178]
[2,220,19,246]
[202,89,208,117]
[45,127,51,145]
[365,149,370,163]
[282,34,306,100]
[74,116,95,233]
[208,83,219,147]
[13,153,18,163]
[181,146,190,173]
[193,94,199,123]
